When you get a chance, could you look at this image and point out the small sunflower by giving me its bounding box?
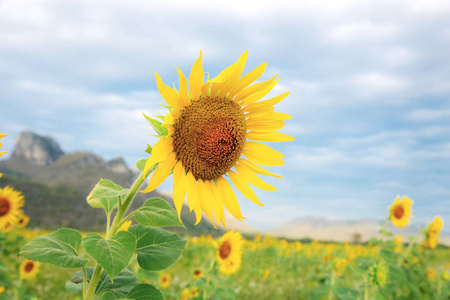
[19,260,41,280]
[426,268,436,280]
[180,288,190,300]
[189,287,199,298]
[192,269,204,280]
[263,269,271,279]
[0,286,4,294]
[423,216,443,249]
[369,262,388,287]
[16,214,30,228]
[215,230,243,275]
[394,234,402,245]
[116,220,132,232]
[141,51,293,227]
[0,186,25,230]
[159,273,171,288]
[0,132,7,178]
[388,195,413,228]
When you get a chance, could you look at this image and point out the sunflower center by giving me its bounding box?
[0,198,10,217]
[24,262,34,272]
[219,241,232,259]
[172,96,246,180]
[393,205,404,219]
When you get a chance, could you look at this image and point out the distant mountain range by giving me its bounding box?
[0,131,223,235]
[270,216,450,245]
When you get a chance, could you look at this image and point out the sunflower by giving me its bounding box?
[0,186,24,230]
[388,195,413,228]
[19,260,41,280]
[116,219,132,232]
[0,132,7,178]
[423,216,443,249]
[192,269,204,280]
[369,262,388,287]
[159,273,171,288]
[215,230,243,275]
[16,214,30,228]
[141,51,293,227]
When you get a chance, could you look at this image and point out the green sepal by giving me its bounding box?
[143,112,168,137]
[81,231,136,280]
[129,224,186,271]
[134,198,184,228]
[87,179,129,213]
[136,159,148,172]
[144,144,152,154]
[19,228,88,268]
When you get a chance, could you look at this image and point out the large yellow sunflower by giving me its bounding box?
[141,51,293,227]
[388,195,413,228]
[0,186,25,231]
[214,230,243,275]
[0,132,7,178]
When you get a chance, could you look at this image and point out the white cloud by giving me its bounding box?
[405,109,450,122]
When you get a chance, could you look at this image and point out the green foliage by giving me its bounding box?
[125,284,164,300]
[20,228,88,268]
[135,198,184,228]
[81,232,136,280]
[129,224,186,271]
[87,179,129,213]
[72,267,138,297]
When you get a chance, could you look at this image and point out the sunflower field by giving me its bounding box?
[1,51,449,300]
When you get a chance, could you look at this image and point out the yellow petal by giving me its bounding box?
[172,162,187,221]
[247,131,295,142]
[229,62,267,98]
[243,91,290,113]
[239,79,281,107]
[197,180,215,227]
[189,51,204,100]
[155,73,179,108]
[141,152,177,193]
[219,51,248,95]
[235,74,277,105]
[186,171,202,224]
[234,164,276,192]
[238,158,282,178]
[207,180,226,228]
[242,142,285,166]
[143,137,173,176]
[175,66,191,108]
[216,177,245,221]
[247,121,285,132]
[246,112,292,124]
[229,170,263,206]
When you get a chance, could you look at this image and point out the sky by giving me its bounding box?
[1,0,450,231]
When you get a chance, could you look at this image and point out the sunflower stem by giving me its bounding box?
[84,164,157,300]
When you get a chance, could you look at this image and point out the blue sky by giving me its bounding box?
[1,0,449,231]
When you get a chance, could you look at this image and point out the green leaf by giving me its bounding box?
[143,113,168,137]
[82,231,136,280]
[87,179,129,213]
[125,284,164,300]
[72,267,137,297]
[99,291,117,300]
[129,225,186,271]
[20,228,87,268]
[65,280,83,293]
[135,198,184,227]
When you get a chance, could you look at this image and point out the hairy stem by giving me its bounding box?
[84,164,156,299]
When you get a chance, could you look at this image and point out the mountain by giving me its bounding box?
[0,131,222,235]
[271,216,450,245]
